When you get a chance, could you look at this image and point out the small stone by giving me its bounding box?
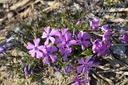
[55,71,63,79]
[7,12,14,19]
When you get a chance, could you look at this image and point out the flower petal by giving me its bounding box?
[29,49,36,57]
[71,82,79,85]
[82,68,88,74]
[78,58,85,64]
[85,56,92,63]
[65,33,72,41]
[83,41,90,47]
[83,32,90,39]
[44,38,49,45]
[42,32,47,39]
[44,26,50,34]
[49,54,57,62]
[64,66,70,74]
[26,42,34,49]
[69,40,76,45]
[36,51,43,58]
[101,24,109,32]
[77,65,83,73]
[50,46,57,53]
[81,45,85,50]
[61,28,68,35]
[50,29,60,36]
[0,46,5,52]
[62,56,68,61]
[87,61,93,67]
[43,56,49,64]
[49,37,55,44]
[33,38,40,46]
[38,46,47,54]
[57,42,65,48]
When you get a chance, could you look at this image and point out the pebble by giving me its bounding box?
[54,71,63,79]
[7,12,14,19]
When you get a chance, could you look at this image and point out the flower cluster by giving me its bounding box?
[89,18,111,56]
[26,27,91,64]
[92,39,111,56]
[1,6,127,85]
[26,17,115,84]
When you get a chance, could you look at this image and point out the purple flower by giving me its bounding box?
[101,25,110,32]
[24,66,28,76]
[102,31,111,42]
[0,46,6,53]
[77,31,90,50]
[30,69,34,75]
[77,56,93,74]
[92,39,102,54]
[64,65,75,74]
[76,20,81,25]
[60,47,71,61]
[64,65,71,74]
[121,28,125,32]
[60,28,68,36]
[121,33,128,43]
[57,31,76,49]
[55,28,68,44]
[71,75,88,85]
[53,66,59,71]
[42,26,60,45]
[101,25,111,42]
[89,18,99,29]
[92,39,111,56]
[42,44,57,64]
[26,38,44,58]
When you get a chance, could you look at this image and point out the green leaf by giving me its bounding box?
[81,48,93,56]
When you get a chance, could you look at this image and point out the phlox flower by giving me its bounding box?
[121,33,128,43]
[55,28,68,44]
[89,18,99,29]
[102,31,111,42]
[53,66,59,71]
[92,39,102,54]
[92,39,111,56]
[101,25,111,42]
[24,66,28,76]
[101,24,110,32]
[64,65,71,74]
[60,47,71,61]
[26,38,44,58]
[57,30,76,49]
[42,44,57,64]
[71,75,88,85]
[0,45,6,53]
[42,26,60,45]
[77,56,93,74]
[64,65,74,74]
[77,31,90,50]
